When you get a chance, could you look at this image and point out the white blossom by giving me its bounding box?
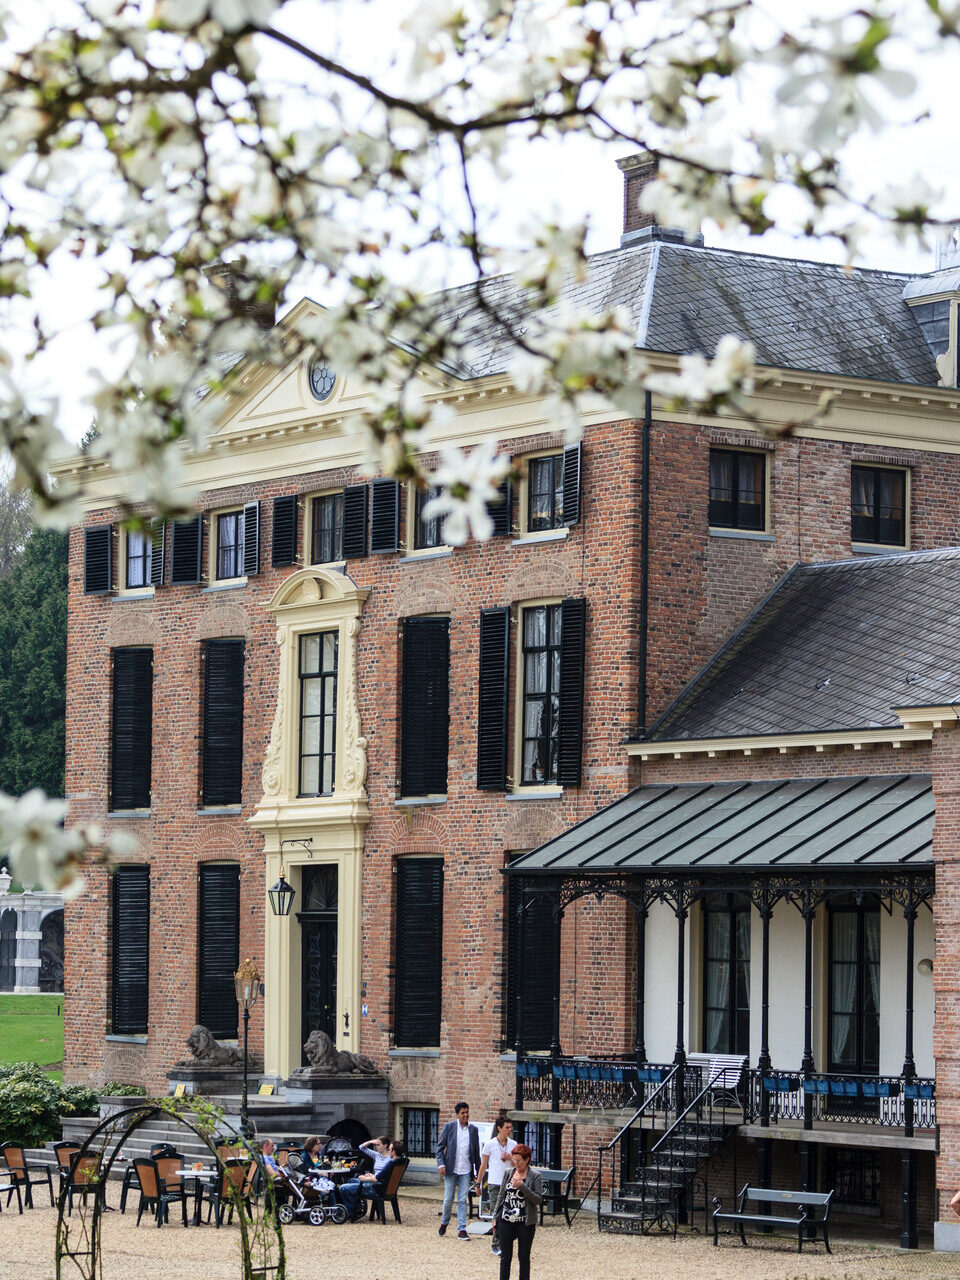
[422,441,511,545]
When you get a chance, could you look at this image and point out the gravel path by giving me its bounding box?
[0,1189,954,1280]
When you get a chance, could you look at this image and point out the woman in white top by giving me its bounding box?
[476,1116,517,1255]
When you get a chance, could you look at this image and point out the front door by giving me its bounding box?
[299,865,338,1061]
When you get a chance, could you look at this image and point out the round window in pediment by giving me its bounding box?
[308,355,337,402]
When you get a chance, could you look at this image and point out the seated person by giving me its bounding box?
[260,1138,281,1177]
[286,1136,322,1178]
[358,1135,394,1178]
[338,1139,404,1220]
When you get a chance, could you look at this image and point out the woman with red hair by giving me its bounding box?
[492,1144,544,1280]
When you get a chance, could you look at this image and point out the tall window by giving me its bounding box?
[112,865,150,1034]
[521,604,561,785]
[828,899,880,1074]
[311,492,343,564]
[709,449,765,531]
[201,638,245,807]
[527,455,564,531]
[414,486,443,550]
[395,858,443,1047]
[216,510,245,579]
[850,466,906,546]
[298,631,338,796]
[111,647,153,811]
[125,531,151,588]
[702,893,751,1055]
[198,863,240,1039]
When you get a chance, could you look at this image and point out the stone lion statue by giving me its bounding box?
[297,1029,378,1075]
[176,1024,263,1071]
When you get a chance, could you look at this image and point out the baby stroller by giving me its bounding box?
[275,1166,347,1226]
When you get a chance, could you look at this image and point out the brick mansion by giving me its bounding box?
[61,154,960,1246]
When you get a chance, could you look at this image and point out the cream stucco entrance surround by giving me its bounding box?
[250,567,370,1080]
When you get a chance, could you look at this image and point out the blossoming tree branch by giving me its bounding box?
[0,0,955,889]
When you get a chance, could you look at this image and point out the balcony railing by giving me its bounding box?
[516,1055,936,1134]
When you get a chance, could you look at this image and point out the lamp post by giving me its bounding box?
[234,958,261,1140]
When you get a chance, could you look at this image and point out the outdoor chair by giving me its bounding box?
[120,1144,180,1213]
[132,1158,188,1228]
[201,1158,251,1227]
[0,1142,54,1210]
[63,1153,103,1217]
[52,1143,80,1197]
[365,1158,409,1224]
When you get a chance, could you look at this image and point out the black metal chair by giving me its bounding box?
[0,1142,54,1210]
[200,1158,251,1227]
[132,1158,188,1228]
[365,1158,409,1224]
[52,1142,81,1199]
[120,1143,179,1213]
[63,1152,103,1217]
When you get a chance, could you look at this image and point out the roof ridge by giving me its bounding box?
[654,239,918,282]
[796,545,960,572]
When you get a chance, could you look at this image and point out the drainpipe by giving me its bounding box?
[637,392,651,734]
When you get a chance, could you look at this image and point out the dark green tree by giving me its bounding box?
[0,526,67,797]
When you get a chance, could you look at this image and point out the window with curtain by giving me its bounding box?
[298,630,339,796]
[708,449,765,531]
[850,466,906,546]
[125,531,151,588]
[414,485,444,549]
[216,510,245,579]
[521,604,562,784]
[702,893,751,1055]
[311,492,343,564]
[828,900,880,1074]
[527,455,564,531]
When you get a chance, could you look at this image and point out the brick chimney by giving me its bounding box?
[617,151,702,249]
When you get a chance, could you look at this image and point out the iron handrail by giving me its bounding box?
[603,1062,682,1151]
[649,1064,742,1158]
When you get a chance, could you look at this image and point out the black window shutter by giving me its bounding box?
[84,525,112,594]
[198,863,240,1038]
[477,607,510,791]
[202,638,245,806]
[395,858,443,1046]
[112,865,150,1034]
[243,502,260,576]
[342,484,368,559]
[272,495,298,567]
[111,648,153,811]
[369,479,400,553]
[400,617,450,796]
[171,516,203,584]
[557,596,586,787]
[489,477,514,537]
[149,524,166,587]
[512,883,558,1051]
[562,442,582,526]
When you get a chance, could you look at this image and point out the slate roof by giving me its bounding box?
[646,547,960,742]
[506,774,933,876]
[433,239,939,385]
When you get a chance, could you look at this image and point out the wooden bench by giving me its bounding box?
[712,1185,833,1254]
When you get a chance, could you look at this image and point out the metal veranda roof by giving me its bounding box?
[506,775,933,877]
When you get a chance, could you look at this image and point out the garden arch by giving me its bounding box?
[55,1103,285,1280]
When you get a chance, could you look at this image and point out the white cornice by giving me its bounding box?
[627,725,933,761]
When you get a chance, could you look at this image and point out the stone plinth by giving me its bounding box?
[282,1072,388,1136]
[167,1066,262,1096]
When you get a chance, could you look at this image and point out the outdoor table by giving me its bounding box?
[179,1168,219,1225]
[533,1167,574,1227]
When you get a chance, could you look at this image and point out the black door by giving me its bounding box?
[828,899,880,1075]
[0,909,15,991]
[299,866,338,1061]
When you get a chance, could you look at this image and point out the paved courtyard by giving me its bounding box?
[0,1188,955,1280]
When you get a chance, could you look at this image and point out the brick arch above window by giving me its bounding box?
[504,563,579,603]
[196,824,245,859]
[193,603,252,641]
[104,612,161,648]
[385,810,449,855]
[395,585,453,619]
[503,804,567,852]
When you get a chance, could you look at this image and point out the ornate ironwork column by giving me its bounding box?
[674,898,689,1120]
[757,898,774,1190]
[634,903,647,1066]
[901,901,918,1250]
[800,894,816,1203]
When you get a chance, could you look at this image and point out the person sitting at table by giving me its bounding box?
[337,1139,403,1221]
[358,1135,394,1177]
[260,1138,281,1178]
[286,1136,322,1177]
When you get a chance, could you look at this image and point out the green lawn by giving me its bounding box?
[0,993,64,1075]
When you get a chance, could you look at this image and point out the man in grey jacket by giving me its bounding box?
[436,1101,481,1239]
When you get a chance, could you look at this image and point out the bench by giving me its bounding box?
[712,1185,833,1254]
[706,1054,747,1108]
